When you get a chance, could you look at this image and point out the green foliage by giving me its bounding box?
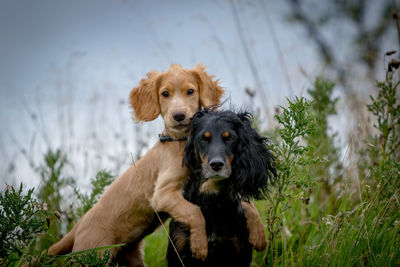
[261,71,399,266]
[367,73,400,162]
[37,149,75,249]
[52,246,119,267]
[69,249,111,266]
[303,198,400,267]
[0,181,117,267]
[364,65,400,200]
[38,149,75,209]
[307,77,342,197]
[0,184,49,266]
[24,246,115,266]
[307,77,338,126]
[307,77,340,168]
[274,97,315,154]
[294,64,400,266]
[265,96,318,264]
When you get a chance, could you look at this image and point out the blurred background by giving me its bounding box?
[0,0,397,190]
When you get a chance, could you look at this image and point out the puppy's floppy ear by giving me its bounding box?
[130,71,162,122]
[183,111,205,169]
[190,64,224,108]
[232,112,276,200]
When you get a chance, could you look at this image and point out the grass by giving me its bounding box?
[144,223,169,267]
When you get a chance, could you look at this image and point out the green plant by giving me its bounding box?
[37,149,75,249]
[306,77,342,193]
[63,246,114,267]
[0,184,49,266]
[367,68,400,160]
[70,250,110,266]
[38,150,75,209]
[295,56,400,267]
[24,244,119,266]
[366,61,400,199]
[265,97,318,265]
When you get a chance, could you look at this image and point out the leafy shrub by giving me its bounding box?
[265,96,318,264]
[0,184,49,266]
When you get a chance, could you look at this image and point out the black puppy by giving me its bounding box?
[167,109,276,267]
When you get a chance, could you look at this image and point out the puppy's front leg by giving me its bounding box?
[242,201,267,251]
[151,170,208,260]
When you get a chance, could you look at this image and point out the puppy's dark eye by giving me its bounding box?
[187,89,194,95]
[161,91,169,97]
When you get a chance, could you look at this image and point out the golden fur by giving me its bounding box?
[47,64,265,266]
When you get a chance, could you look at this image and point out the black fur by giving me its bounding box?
[167,109,276,267]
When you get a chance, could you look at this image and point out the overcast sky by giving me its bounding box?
[0,0,322,189]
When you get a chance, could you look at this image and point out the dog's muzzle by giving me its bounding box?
[203,159,231,180]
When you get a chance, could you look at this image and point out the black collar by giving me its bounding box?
[158,133,188,142]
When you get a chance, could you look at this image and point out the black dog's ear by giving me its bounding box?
[183,134,196,169]
[231,113,276,200]
[183,110,207,169]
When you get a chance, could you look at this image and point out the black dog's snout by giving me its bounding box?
[210,159,224,171]
[172,111,186,122]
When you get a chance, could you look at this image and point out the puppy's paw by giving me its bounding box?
[190,231,208,260]
[249,227,267,251]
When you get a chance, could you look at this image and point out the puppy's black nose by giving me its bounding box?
[210,159,224,171]
[172,111,186,122]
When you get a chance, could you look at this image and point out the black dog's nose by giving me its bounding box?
[172,111,186,122]
[210,159,224,171]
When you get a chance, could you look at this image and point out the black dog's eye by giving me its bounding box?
[201,131,211,142]
[222,131,233,141]
[161,91,169,97]
[187,89,194,95]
